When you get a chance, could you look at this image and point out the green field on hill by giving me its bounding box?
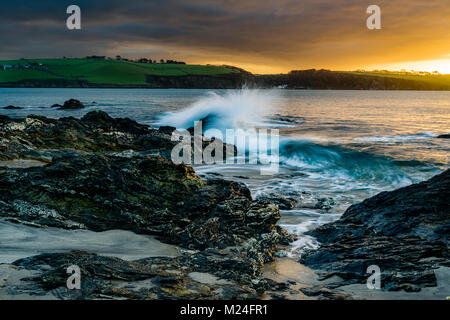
[0,58,240,85]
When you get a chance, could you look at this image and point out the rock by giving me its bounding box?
[256,193,297,210]
[313,197,336,210]
[8,251,259,300]
[0,110,294,299]
[0,152,294,258]
[50,104,62,108]
[59,99,85,110]
[0,111,235,161]
[437,134,450,139]
[299,286,352,300]
[158,126,176,135]
[300,169,450,292]
[3,105,22,110]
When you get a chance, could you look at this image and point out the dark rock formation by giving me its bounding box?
[0,154,292,251]
[300,169,450,292]
[9,251,259,299]
[437,134,450,139]
[0,110,295,299]
[0,110,236,161]
[59,99,85,110]
[3,105,22,110]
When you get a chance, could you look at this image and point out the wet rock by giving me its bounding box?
[256,193,297,210]
[314,197,336,210]
[300,169,450,292]
[158,126,176,135]
[59,99,85,110]
[437,134,450,139]
[0,153,293,253]
[9,251,259,300]
[1,199,85,229]
[300,286,352,300]
[0,111,235,161]
[0,110,294,299]
[50,104,62,108]
[3,105,22,110]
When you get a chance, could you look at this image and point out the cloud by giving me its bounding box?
[0,0,449,72]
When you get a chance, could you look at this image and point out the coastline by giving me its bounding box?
[1,69,450,90]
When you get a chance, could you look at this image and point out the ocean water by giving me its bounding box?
[1,88,449,256]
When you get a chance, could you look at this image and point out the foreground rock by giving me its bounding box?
[0,154,291,249]
[0,155,293,297]
[5,250,266,299]
[300,169,450,292]
[0,110,294,299]
[0,110,236,161]
[437,134,450,139]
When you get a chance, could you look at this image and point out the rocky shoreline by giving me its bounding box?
[0,109,448,299]
[0,110,295,299]
[301,169,449,293]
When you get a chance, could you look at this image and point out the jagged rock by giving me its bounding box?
[0,153,293,252]
[0,110,294,299]
[8,251,259,300]
[59,99,85,110]
[300,169,450,292]
[0,111,236,161]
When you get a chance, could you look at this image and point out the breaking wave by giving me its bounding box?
[155,89,278,131]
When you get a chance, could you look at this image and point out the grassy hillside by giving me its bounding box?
[345,71,450,88]
[2,59,449,89]
[0,58,241,86]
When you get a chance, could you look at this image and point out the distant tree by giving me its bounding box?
[160,59,165,64]
[138,58,152,63]
[86,56,105,60]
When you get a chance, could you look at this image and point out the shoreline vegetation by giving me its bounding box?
[0,110,448,299]
[1,58,450,90]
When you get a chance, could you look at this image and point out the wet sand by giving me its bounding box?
[0,220,179,264]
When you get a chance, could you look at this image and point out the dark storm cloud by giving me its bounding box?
[0,0,449,72]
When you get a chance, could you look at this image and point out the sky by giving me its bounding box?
[1,0,450,74]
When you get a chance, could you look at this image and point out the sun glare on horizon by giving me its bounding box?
[202,58,450,75]
[364,58,450,75]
